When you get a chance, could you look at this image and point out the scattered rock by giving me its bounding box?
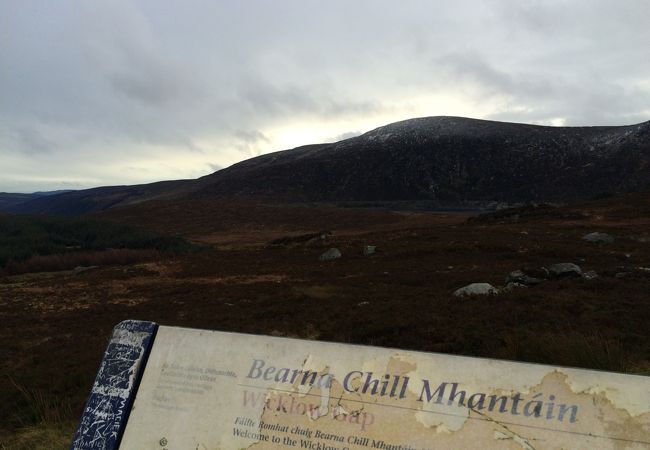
[469,204,555,223]
[582,232,614,244]
[521,266,550,280]
[582,270,598,280]
[73,266,98,275]
[318,248,342,261]
[453,283,499,297]
[268,231,331,248]
[548,263,582,278]
[505,270,544,286]
[306,231,332,246]
[362,245,377,256]
[615,272,629,279]
[502,282,527,292]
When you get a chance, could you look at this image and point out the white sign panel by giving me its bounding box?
[117,325,650,449]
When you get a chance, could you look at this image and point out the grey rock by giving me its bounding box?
[549,263,582,278]
[319,248,342,261]
[306,231,332,246]
[362,245,377,256]
[453,283,499,297]
[582,232,614,244]
[73,265,98,275]
[506,270,544,286]
[502,282,527,292]
[522,266,550,280]
[582,270,598,280]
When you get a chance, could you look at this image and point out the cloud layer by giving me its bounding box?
[1,0,648,192]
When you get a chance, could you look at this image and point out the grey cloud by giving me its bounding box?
[229,130,272,157]
[109,70,180,106]
[15,127,54,155]
[238,82,318,116]
[1,0,649,191]
[207,163,223,173]
[329,131,361,142]
[434,52,518,97]
[434,50,650,126]
[237,79,386,121]
[233,130,270,144]
[103,30,195,107]
[321,99,384,118]
[221,129,273,158]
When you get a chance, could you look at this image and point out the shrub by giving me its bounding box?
[0,216,197,275]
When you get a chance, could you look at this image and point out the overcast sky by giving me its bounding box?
[1,0,649,192]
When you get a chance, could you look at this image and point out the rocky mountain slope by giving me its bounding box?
[4,116,649,214]
[197,116,650,204]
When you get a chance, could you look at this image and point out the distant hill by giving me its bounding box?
[0,190,73,211]
[4,116,650,215]
[5,181,194,215]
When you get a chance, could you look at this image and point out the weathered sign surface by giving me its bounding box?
[72,321,650,449]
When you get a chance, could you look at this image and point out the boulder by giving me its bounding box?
[453,283,499,297]
[319,248,342,261]
[582,232,614,244]
[505,270,544,286]
[548,263,582,278]
[362,245,377,256]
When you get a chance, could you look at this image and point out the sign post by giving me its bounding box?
[71,321,650,449]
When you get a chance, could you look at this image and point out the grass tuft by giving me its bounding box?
[489,330,629,372]
[0,379,75,450]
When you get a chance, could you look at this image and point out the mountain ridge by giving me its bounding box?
[196,116,650,203]
[4,116,650,215]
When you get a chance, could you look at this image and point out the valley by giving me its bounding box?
[1,193,649,447]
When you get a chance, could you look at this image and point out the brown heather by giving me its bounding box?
[0,191,649,447]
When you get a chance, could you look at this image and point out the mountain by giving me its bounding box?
[4,116,650,215]
[0,190,73,211]
[5,181,194,215]
[197,116,650,204]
